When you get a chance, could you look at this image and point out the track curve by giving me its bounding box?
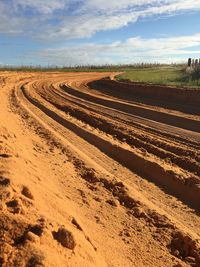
[3,71,200,266]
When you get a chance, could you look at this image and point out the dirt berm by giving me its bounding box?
[88,77,200,112]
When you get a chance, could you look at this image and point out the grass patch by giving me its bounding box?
[116,65,200,88]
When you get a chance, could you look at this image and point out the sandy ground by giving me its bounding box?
[0,72,200,267]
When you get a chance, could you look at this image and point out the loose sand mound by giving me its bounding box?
[0,72,200,266]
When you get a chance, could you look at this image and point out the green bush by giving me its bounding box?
[190,65,200,80]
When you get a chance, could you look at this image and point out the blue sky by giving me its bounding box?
[0,0,200,66]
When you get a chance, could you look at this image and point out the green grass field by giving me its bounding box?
[1,64,200,87]
[116,65,200,88]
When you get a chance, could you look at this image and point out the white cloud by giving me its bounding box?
[13,0,67,14]
[34,14,138,42]
[0,0,200,40]
[34,34,200,66]
[138,0,200,19]
[35,0,200,42]
[77,0,197,15]
[0,2,24,34]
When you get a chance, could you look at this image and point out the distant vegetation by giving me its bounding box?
[1,63,200,88]
[116,64,200,88]
[0,63,162,72]
[186,63,200,82]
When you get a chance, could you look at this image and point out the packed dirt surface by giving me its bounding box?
[0,71,200,267]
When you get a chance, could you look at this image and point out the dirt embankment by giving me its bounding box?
[89,77,200,105]
[88,78,200,115]
[0,72,200,267]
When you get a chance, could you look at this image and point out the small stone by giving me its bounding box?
[57,227,76,249]
[22,186,34,200]
[185,256,195,263]
[106,199,118,207]
[133,207,145,218]
[172,250,180,257]
[26,231,40,243]
[6,199,22,214]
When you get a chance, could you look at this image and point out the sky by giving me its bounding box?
[0,0,200,66]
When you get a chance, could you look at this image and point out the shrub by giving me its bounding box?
[186,65,200,80]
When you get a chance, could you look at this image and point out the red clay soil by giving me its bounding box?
[0,72,200,267]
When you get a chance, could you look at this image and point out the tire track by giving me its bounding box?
[35,78,200,177]
[13,75,200,210]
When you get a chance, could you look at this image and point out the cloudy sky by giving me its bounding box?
[0,0,200,66]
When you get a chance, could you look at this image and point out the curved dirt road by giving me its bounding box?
[0,72,200,267]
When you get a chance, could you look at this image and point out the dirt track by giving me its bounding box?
[0,72,200,266]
